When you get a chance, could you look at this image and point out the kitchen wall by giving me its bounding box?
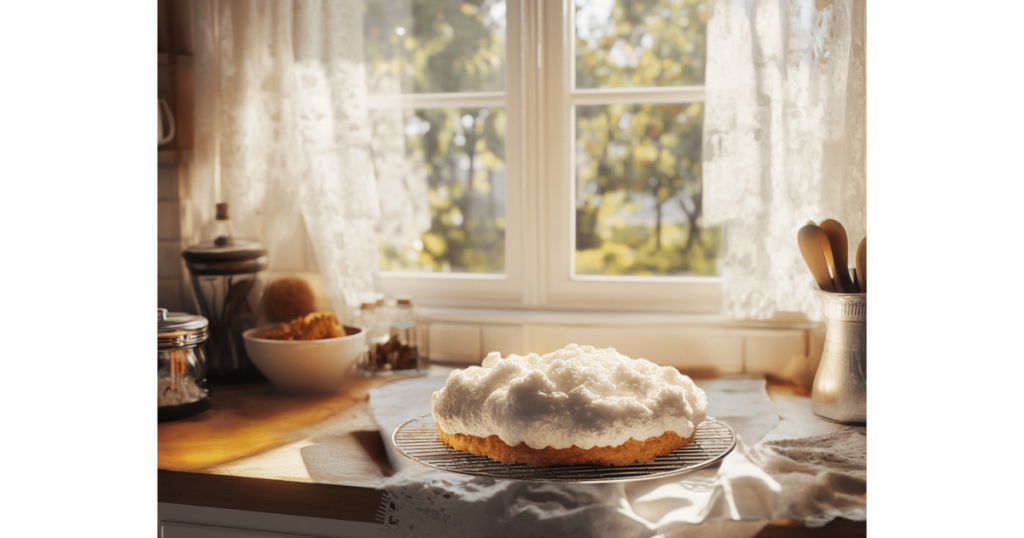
[424,309,828,379]
[157,160,192,313]
[155,0,822,382]
[158,0,196,314]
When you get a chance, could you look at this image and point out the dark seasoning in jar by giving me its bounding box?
[358,297,423,375]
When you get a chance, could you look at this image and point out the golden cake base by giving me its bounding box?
[435,422,698,467]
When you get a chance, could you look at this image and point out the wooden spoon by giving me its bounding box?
[819,219,856,293]
[855,237,866,293]
[797,224,836,292]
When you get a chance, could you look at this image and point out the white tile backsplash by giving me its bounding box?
[158,240,184,278]
[482,325,525,357]
[523,325,744,374]
[179,198,194,242]
[158,159,192,312]
[158,200,182,240]
[742,330,807,374]
[429,323,482,364]
[158,278,183,312]
[158,166,179,200]
[416,319,815,376]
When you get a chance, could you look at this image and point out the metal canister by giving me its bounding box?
[158,308,211,422]
[182,237,267,383]
[811,288,866,425]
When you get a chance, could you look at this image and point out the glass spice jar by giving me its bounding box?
[381,297,424,375]
[158,308,212,422]
[354,301,382,374]
[356,297,424,376]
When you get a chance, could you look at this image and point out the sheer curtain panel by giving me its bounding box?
[192,0,384,315]
[703,0,866,320]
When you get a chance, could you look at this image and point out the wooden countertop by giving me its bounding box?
[158,372,864,535]
[159,375,395,523]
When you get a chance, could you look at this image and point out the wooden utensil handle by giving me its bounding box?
[797,225,837,292]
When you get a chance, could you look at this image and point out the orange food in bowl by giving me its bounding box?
[260,312,347,341]
[242,321,366,395]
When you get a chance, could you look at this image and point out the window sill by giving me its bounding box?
[420,306,822,377]
[418,306,817,330]
[264,270,822,377]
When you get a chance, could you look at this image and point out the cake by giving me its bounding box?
[430,344,708,466]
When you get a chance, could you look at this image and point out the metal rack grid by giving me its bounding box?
[392,414,736,483]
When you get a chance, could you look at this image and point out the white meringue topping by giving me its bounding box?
[431,344,707,450]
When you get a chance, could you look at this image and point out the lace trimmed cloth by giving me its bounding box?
[366,375,866,537]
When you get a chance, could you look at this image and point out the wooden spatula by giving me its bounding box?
[819,219,856,293]
[798,224,836,292]
[855,237,866,293]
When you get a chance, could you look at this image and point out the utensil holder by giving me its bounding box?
[811,288,866,425]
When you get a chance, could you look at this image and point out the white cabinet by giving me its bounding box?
[159,503,385,538]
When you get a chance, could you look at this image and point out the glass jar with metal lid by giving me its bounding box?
[158,308,212,422]
[182,220,268,384]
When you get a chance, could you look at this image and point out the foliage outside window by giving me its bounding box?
[363,0,719,279]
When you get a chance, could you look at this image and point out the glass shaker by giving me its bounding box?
[354,302,381,374]
[378,297,425,375]
[181,204,268,383]
[158,308,211,422]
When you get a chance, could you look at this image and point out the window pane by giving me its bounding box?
[574,103,720,276]
[575,0,708,89]
[363,0,506,94]
[373,107,506,274]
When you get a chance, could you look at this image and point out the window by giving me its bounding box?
[364,0,720,313]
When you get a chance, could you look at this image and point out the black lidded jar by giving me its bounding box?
[181,204,268,384]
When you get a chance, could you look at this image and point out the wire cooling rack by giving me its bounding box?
[392,414,736,483]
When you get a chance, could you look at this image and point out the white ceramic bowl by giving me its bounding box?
[242,324,366,395]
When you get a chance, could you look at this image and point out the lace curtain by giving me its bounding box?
[703,0,866,320]
[188,0,865,319]
[191,0,425,315]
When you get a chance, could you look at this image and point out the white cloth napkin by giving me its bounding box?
[367,375,865,537]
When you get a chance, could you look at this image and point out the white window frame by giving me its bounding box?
[372,0,722,315]
[369,0,529,308]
